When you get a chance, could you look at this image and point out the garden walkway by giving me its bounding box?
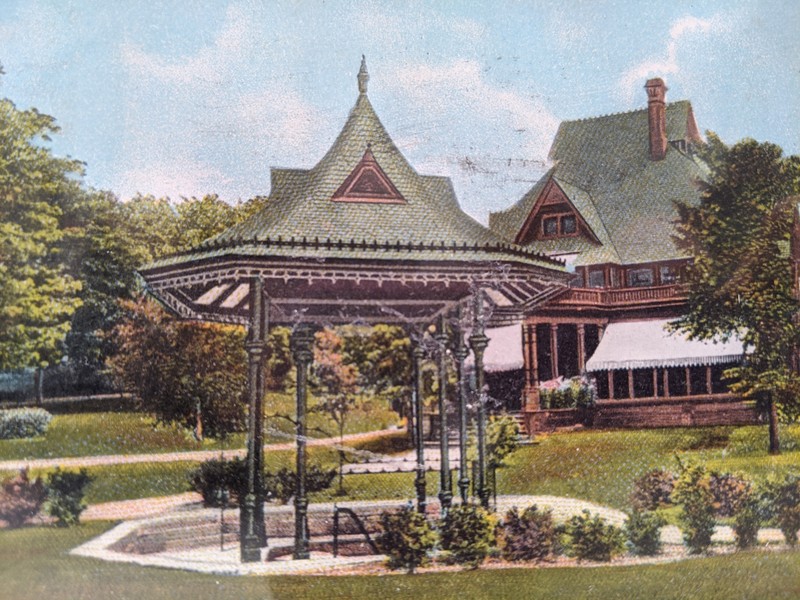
[0,428,399,472]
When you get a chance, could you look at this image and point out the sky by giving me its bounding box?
[0,0,798,223]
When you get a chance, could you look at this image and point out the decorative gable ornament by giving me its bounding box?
[332,146,406,204]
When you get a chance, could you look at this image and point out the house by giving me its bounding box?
[488,79,758,430]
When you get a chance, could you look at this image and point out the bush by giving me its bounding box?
[46,468,92,526]
[673,462,716,554]
[709,472,750,517]
[760,473,800,547]
[487,414,520,467]
[263,466,336,504]
[377,506,437,573]
[499,505,556,562]
[630,469,675,511]
[538,376,596,410]
[566,510,625,562]
[189,457,247,507]
[0,407,52,439]
[0,469,47,527]
[732,494,761,550]
[624,510,665,556]
[439,503,496,569]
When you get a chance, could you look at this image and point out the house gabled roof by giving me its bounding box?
[490,100,707,267]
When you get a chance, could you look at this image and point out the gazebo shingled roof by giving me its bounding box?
[140,58,568,326]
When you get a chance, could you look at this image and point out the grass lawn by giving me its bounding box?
[1,522,799,600]
[0,392,400,460]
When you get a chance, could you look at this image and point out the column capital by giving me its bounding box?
[290,326,315,364]
[469,332,489,353]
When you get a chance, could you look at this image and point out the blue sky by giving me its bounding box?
[0,0,798,222]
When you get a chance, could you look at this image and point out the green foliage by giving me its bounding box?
[188,457,247,507]
[759,472,800,546]
[265,326,292,391]
[624,510,666,556]
[0,469,46,527]
[565,510,625,561]
[468,413,520,467]
[109,298,247,438]
[46,468,92,526]
[674,134,800,449]
[539,376,596,409]
[263,465,336,504]
[439,503,496,569]
[0,407,52,439]
[0,98,84,371]
[708,471,751,517]
[630,468,675,511]
[732,493,761,550]
[377,506,437,573]
[672,462,716,554]
[499,505,556,562]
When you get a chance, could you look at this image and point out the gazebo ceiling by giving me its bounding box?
[140,58,569,324]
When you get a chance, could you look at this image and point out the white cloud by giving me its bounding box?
[117,160,232,202]
[120,4,251,85]
[619,14,730,104]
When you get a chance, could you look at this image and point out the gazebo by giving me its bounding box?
[140,58,568,563]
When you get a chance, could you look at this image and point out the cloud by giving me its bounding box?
[619,14,730,104]
[120,4,251,86]
[117,160,232,202]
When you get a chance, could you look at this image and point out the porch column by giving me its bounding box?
[435,314,452,514]
[663,369,670,397]
[469,291,490,509]
[706,366,713,394]
[652,369,659,398]
[240,278,268,563]
[291,325,315,560]
[685,367,692,396]
[451,307,470,504]
[628,368,634,399]
[608,371,614,400]
[411,340,427,514]
[577,324,586,372]
[550,324,559,379]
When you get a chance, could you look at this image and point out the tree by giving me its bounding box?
[674,133,800,454]
[0,98,83,397]
[311,328,359,495]
[109,298,247,439]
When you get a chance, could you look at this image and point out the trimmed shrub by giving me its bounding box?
[46,468,92,526]
[189,457,247,507]
[566,510,625,562]
[0,408,52,439]
[263,466,336,504]
[760,473,800,547]
[499,505,556,562]
[630,469,675,511]
[673,462,716,554]
[377,506,437,573]
[0,469,47,527]
[439,503,496,569]
[709,472,750,517]
[487,414,520,467]
[732,494,761,550]
[624,510,665,556]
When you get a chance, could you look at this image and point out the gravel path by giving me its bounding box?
[0,428,399,471]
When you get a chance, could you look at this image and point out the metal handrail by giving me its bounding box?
[332,505,379,557]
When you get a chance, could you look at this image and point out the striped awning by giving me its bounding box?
[585,319,745,372]
[465,324,523,373]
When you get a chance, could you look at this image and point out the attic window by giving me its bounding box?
[541,213,579,238]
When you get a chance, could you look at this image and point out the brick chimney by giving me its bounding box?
[645,78,668,161]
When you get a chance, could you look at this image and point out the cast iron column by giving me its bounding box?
[240,278,268,562]
[435,313,452,514]
[451,308,470,504]
[469,290,490,509]
[411,341,427,513]
[291,325,315,560]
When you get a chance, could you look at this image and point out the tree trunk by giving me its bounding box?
[35,367,44,407]
[195,404,204,442]
[768,394,780,455]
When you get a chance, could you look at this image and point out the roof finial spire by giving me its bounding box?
[358,55,369,95]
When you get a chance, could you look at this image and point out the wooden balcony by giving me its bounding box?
[552,284,687,308]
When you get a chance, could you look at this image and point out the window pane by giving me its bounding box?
[627,268,654,287]
[588,270,605,288]
[660,265,678,284]
[561,215,577,234]
[543,217,558,236]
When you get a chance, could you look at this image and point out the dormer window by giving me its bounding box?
[542,213,579,238]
